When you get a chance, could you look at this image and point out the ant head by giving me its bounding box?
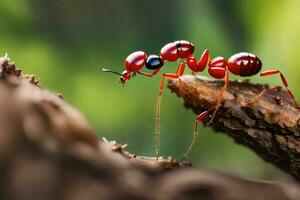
[120,70,131,85]
[102,68,132,86]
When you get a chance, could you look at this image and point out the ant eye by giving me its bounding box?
[120,76,126,84]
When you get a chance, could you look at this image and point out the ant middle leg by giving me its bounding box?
[208,69,229,125]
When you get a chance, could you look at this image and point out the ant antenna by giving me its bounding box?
[102,68,122,76]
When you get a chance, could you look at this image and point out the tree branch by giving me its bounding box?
[168,75,300,181]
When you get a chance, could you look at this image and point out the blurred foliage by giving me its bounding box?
[1,0,299,180]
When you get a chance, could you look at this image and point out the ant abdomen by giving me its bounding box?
[228,52,262,77]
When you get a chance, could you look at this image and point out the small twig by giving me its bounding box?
[101,138,192,170]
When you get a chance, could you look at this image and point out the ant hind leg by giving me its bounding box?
[246,85,281,105]
[248,70,299,108]
[181,105,216,161]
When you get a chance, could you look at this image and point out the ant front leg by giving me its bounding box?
[248,70,299,108]
[155,62,186,158]
[137,68,161,78]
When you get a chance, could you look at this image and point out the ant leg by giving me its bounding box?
[181,111,207,161]
[207,69,229,125]
[248,70,298,108]
[155,63,185,158]
[175,62,181,75]
[155,73,180,156]
[175,61,186,76]
[246,85,283,105]
[137,68,161,77]
[176,62,186,85]
[178,62,186,76]
[181,106,216,160]
[181,120,199,161]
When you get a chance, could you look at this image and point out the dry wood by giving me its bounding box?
[168,75,300,181]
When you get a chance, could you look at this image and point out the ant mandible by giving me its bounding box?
[102,40,299,160]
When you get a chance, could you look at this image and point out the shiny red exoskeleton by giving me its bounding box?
[102,40,298,160]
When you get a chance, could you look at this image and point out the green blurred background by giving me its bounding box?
[1,0,299,180]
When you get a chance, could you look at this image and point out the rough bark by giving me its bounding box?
[168,75,300,181]
[0,55,299,200]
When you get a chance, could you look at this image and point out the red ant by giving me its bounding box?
[103,40,298,160]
